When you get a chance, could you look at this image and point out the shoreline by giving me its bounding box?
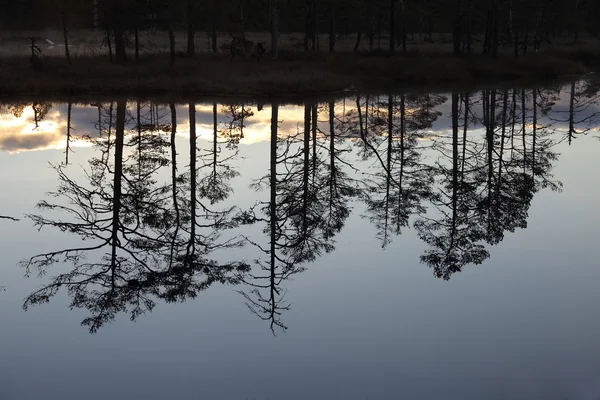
[1,50,597,99]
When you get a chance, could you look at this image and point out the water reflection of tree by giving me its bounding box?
[21,101,248,332]
[240,102,357,332]
[417,89,562,279]
[416,93,489,279]
[13,86,578,329]
[550,80,600,145]
[197,102,244,204]
[351,94,442,248]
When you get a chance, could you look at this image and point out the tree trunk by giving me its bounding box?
[329,9,336,52]
[109,0,127,62]
[573,0,580,41]
[389,0,395,53]
[105,21,113,62]
[212,0,218,53]
[491,2,499,59]
[313,0,318,50]
[65,101,72,165]
[60,1,71,64]
[466,0,472,55]
[401,0,407,53]
[185,0,195,56]
[111,100,126,273]
[93,0,99,30]
[271,0,279,58]
[114,27,127,62]
[188,102,197,259]
[354,29,362,52]
[452,0,462,56]
[568,81,576,145]
[168,25,176,68]
[368,0,374,51]
[134,28,139,62]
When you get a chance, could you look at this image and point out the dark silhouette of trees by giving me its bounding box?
[8,84,583,331]
[416,88,562,280]
[186,0,196,56]
[416,92,489,279]
[20,100,249,332]
[239,101,355,331]
[353,94,441,247]
[197,103,244,204]
[270,0,279,58]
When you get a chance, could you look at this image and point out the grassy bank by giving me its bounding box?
[1,49,598,98]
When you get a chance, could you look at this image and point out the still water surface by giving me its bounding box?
[1,83,600,399]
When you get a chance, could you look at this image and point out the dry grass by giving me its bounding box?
[0,46,596,98]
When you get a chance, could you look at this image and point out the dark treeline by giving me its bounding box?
[10,80,600,331]
[3,0,600,63]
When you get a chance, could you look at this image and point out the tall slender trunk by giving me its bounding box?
[105,18,113,62]
[453,0,462,56]
[110,0,127,63]
[212,0,218,53]
[568,81,576,145]
[383,95,393,244]
[354,29,362,52]
[188,103,197,258]
[461,93,470,175]
[450,92,459,255]
[134,28,139,62]
[65,102,72,165]
[397,94,405,233]
[368,0,374,51]
[93,0,99,30]
[491,0,499,59]
[169,103,180,269]
[60,1,71,64]
[497,90,507,205]
[532,89,537,174]
[113,26,127,62]
[312,104,317,181]
[521,89,527,171]
[466,0,472,55]
[271,0,279,58]
[302,106,310,236]
[187,0,195,56]
[111,100,126,273]
[329,8,336,52]
[573,0,580,41]
[329,100,336,215]
[269,103,278,313]
[401,0,407,53]
[168,24,176,68]
[389,0,396,53]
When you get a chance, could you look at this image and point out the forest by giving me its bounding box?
[4,78,597,331]
[1,0,599,95]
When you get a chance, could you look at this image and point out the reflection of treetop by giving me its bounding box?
[21,101,249,333]
[17,85,574,332]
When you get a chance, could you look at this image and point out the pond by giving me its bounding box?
[1,82,600,400]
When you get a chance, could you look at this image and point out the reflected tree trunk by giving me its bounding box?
[271,0,279,58]
[187,0,196,56]
[450,92,459,253]
[169,102,180,267]
[568,81,576,145]
[188,103,197,259]
[111,100,126,284]
[269,103,279,327]
[60,0,71,64]
[212,0,218,53]
[65,101,72,165]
